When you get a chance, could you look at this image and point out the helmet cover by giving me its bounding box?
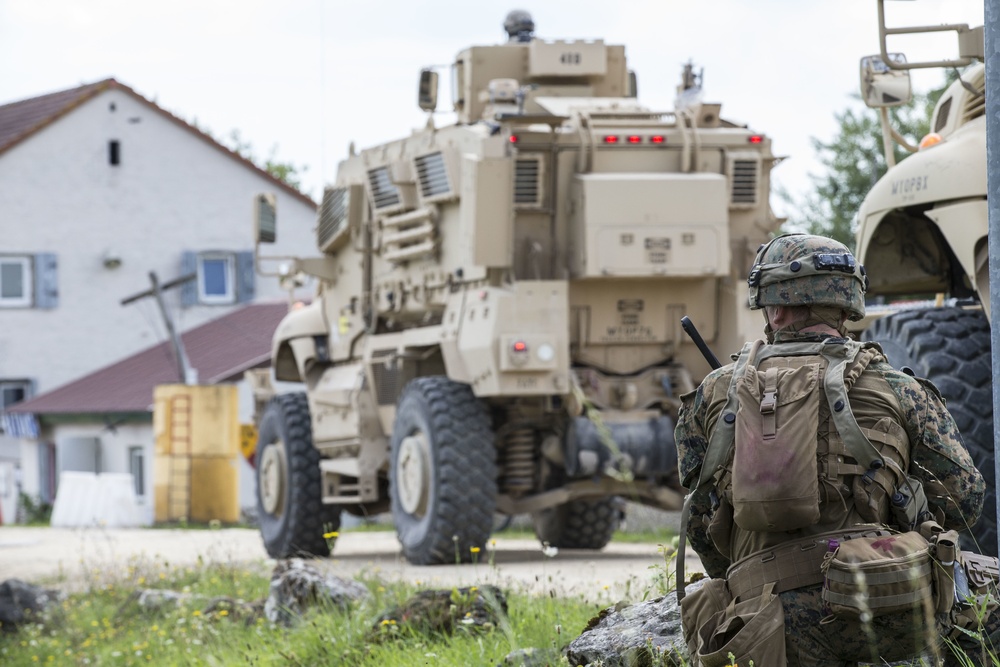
[747,233,867,320]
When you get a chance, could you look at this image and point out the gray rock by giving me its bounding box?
[264,558,369,625]
[135,588,191,611]
[370,584,508,641]
[565,580,704,667]
[0,579,62,633]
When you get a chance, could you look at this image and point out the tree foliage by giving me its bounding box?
[783,75,955,249]
[225,129,308,191]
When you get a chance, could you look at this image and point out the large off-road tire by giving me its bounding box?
[863,307,995,556]
[390,377,496,565]
[531,497,621,550]
[256,393,341,558]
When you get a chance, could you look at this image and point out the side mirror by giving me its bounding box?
[859,54,912,108]
[254,193,277,244]
[418,69,438,112]
[626,70,638,98]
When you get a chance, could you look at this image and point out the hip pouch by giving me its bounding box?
[696,582,786,667]
[821,531,933,618]
[680,578,732,659]
[733,361,821,531]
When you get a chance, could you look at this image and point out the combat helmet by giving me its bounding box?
[747,233,868,321]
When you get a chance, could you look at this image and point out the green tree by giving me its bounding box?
[225,129,308,191]
[784,75,954,249]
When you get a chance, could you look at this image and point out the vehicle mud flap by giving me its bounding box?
[565,415,676,478]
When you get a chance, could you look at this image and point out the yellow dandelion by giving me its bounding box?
[192,610,201,617]
[323,531,339,539]
[137,577,146,585]
[470,546,481,554]
[380,619,391,626]
[470,586,478,592]
[219,610,229,617]
[158,573,166,580]
[603,585,609,590]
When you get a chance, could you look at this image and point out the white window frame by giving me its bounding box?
[196,252,235,305]
[128,446,145,498]
[0,379,32,409]
[0,256,32,308]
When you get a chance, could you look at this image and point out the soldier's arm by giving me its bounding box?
[894,374,986,531]
[676,386,730,579]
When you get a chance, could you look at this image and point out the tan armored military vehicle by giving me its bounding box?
[854,1,993,554]
[252,11,781,565]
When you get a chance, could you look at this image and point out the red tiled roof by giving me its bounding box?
[8,303,290,415]
[0,79,316,208]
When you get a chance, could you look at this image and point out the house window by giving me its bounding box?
[197,253,235,304]
[0,379,32,409]
[181,250,254,307]
[0,256,32,307]
[128,446,145,497]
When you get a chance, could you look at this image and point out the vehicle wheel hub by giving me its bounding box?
[259,441,287,515]
[397,433,430,516]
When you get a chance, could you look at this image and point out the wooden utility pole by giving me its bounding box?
[121,272,197,385]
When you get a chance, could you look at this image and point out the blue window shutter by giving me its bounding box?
[34,253,58,309]
[236,251,256,303]
[180,251,198,307]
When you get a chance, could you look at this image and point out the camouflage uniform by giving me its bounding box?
[677,330,988,665]
[677,234,994,666]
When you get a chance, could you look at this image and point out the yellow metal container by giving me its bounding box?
[153,384,240,523]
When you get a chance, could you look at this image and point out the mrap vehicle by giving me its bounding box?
[252,11,782,565]
[854,1,994,553]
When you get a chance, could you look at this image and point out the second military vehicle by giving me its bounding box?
[253,11,781,565]
[854,1,994,554]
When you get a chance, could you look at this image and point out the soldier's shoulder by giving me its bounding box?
[864,358,943,402]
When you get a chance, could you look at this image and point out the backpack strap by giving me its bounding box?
[678,340,763,602]
[819,340,884,469]
[697,339,764,490]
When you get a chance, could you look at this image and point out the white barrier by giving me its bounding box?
[50,472,142,528]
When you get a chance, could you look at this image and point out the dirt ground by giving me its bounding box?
[0,523,705,602]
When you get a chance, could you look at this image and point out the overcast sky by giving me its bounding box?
[0,1,986,218]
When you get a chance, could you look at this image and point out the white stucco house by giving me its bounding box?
[6,303,289,525]
[0,79,319,518]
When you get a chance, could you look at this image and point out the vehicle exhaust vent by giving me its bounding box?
[414,151,452,200]
[514,155,545,208]
[367,166,402,211]
[960,67,986,125]
[729,158,758,206]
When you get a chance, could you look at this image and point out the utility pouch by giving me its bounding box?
[929,529,960,616]
[732,361,822,531]
[889,475,932,532]
[680,578,732,660]
[696,582,786,667]
[821,531,933,617]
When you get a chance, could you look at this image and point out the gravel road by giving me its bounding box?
[0,525,705,602]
